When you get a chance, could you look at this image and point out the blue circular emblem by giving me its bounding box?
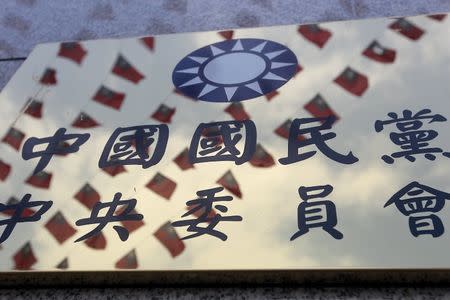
[172,38,298,102]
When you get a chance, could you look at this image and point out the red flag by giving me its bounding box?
[58,42,87,64]
[116,207,144,234]
[141,36,155,51]
[362,40,396,63]
[249,144,275,168]
[24,99,43,118]
[112,55,144,84]
[45,211,77,244]
[146,172,177,200]
[304,94,339,122]
[2,127,25,151]
[84,232,107,250]
[218,30,234,40]
[13,242,37,270]
[428,14,447,21]
[40,68,57,85]
[265,90,279,101]
[74,183,100,209]
[224,102,250,121]
[115,249,138,269]
[173,148,194,170]
[102,164,127,177]
[154,221,185,258]
[151,104,176,123]
[25,171,52,189]
[92,85,125,110]
[298,24,332,48]
[0,159,11,181]
[71,112,100,128]
[1,197,35,217]
[334,67,369,96]
[389,19,424,41]
[56,257,69,269]
[217,170,242,198]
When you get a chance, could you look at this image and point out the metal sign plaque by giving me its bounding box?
[0,12,449,284]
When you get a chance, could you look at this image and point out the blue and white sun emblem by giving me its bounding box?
[172,38,298,102]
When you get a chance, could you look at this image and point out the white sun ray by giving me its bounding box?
[210,45,225,56]
[262,72,286,81]
[265,49,286,60]
[180,76,204,87]
[224,87,238,100]
[271,62,295,69]
[188,56,208,64]
[251,41,267,53]
[198,84,218,97]
[231,40,244,51]
[245,82,263,94]
[176,67,200,74]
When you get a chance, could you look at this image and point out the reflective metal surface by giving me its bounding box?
[0,13,449,272]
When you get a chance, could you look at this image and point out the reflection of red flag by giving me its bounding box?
[151,104,176,123]
[389,19,424,41]
[217,170,242,198]
[141,36,155,51]
[84,232,107,250]
[102,164,126,177]
[115,249,138,269]
[92,86,125,110]
[112,55,144,84]
[334,67,369,96]
[174,88,197,101]
[74,183,100,209]
[54,141,71,157]
[56,257,69,269]
[14,242,37,270]
[173,148,194,170]
[0,159,11,181]
[45,211,77,244]
[428,14,447,21]
[40,68,57,85]
[146,172,177,200]
[218,30,234,39]
[187,203,217,220]
[154,221,185,258]
[304,94,339,123]
[298,24,332,48]
[58,42,87,64]
[275,119,305,141]
[2,197,35,217]
[224,102,250,121]
[265,90,279,101]
[201,124,224,145]
[362,40,396,63]
[275,119,292,139]
[71,112,100,128]
[24,99,43,118]
[2,127,25,151]
[294,64,303,77]
[25,171,52,189]
[116,208,144,234]
[249,144,275,168]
